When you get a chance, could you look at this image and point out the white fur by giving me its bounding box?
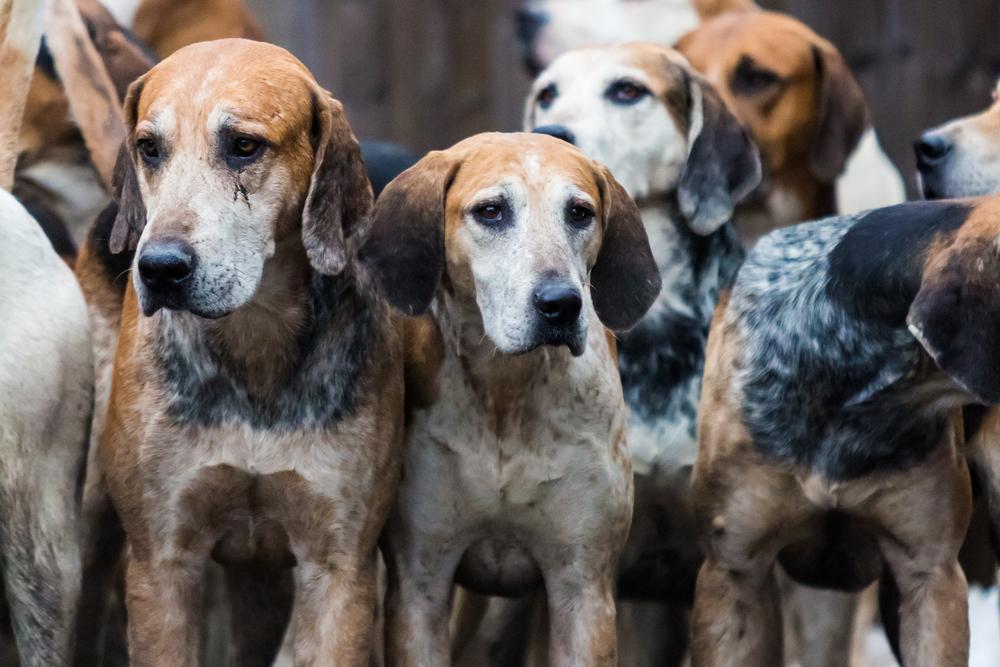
[0,189,91,663]
[526,0,699,69]
[98,0,142,27]
[836,127,906,214]
[132,101,293,317]
[525,48,688,201]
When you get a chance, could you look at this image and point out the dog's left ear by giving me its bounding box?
[908,239,1000,404]
[809,43,868,183]
[302,90,374,275]
[109,74,146,254]
[678,74,761,236]
[592,166,662,331]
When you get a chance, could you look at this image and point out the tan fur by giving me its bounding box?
[377,134,647,666]
[132,0,261,57]
[99,40,402,665]
[678,10,867,244]
[0,0,48,188]
[693,270,975,666]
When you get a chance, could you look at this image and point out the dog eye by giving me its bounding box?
[536,84,558,109]
[732,57,782,96]
[229,136,263,160]
[472,203,506,225]
[605,80,650,105]
[567,204,595,227]
[136,138,160,161]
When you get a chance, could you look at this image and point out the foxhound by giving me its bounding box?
[360,132,661,666]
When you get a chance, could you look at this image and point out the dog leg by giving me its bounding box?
[544,566,617,667]
[782,579,859,667]
[124,555,205,667]
[225,561,295,667]
[0,456,83,667]
[691,557,783,667]
[292,557,378,665]
[74,499,125,667]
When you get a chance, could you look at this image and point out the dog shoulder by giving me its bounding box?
[403,314,445,413]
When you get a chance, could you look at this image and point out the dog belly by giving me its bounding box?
[453,539,543,597]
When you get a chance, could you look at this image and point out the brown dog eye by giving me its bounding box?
[537,84,558,109]
[231,137,261,159]
[136,138,160,161]
[605,80,650,105]
[472,202,510,228]
[568,204,594,227]
[732,56,782,96]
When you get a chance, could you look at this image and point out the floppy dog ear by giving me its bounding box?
[109,76,146,254]
[908,239,1000,405]
[359,151,455,315]
[591,166,662,331]
[678,74,761,236]
[809,43,868,183]
[302,92,374,276]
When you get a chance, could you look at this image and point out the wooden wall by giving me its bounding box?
[247,0,1000,194]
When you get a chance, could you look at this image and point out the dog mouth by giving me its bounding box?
[137,284,232,320]
[533,324,587,357]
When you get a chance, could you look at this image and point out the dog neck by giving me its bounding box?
[617,200,742,424]
[432,286,573,419]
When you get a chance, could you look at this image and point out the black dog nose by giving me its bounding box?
[138,239,195,291]
[515,7,547,44]
[915,132,952,168]
[533,282,582,326]
[532,124,576,145]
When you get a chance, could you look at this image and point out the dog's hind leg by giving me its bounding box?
[224,561,295,666]
[0,427,86,667]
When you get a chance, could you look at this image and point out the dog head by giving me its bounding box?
[111,38,371,318]
[360,132,661,356]
[916,79,1000,199]
[905,197,1000,404]
[524,42,760,235]
[677,10,867,185]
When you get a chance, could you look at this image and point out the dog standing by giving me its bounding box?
[361,132,660,666]
[94,39,402,665]
[689,195,1000,666]
[522,43,759,664]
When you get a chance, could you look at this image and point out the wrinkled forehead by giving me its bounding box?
[538,44,687,96]
[135,42,315,143]
[448,140,601,209]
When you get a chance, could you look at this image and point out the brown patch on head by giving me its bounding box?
[612,42,693,136]
[133,0,263,58]
[678,10,866,183]
[909,197,1000,404]
[362,133,660,331]
[111,39,371,272]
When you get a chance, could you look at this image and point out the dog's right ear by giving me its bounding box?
[678,72,761,236]
[359,151,457,315]
[109,76,146,254]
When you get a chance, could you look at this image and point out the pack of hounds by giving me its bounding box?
[1,0,999,665]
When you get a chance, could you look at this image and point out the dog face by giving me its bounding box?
[361,133,661,355]
[111,38,370,318]
[515,0,701,75]
[917,80,1000,199]
[677,10,867,183]
[524,43,760,234]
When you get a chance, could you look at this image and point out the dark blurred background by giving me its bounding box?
[247,0,1000,196]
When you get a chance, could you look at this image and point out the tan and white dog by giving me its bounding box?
[92,39,402,665]
[523,42,759,665]
[0,0,93,664]
[360,132,660,666]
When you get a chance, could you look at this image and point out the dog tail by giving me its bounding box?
[42,0,127,191]
[692,0,759,20]
[0,0,51,190]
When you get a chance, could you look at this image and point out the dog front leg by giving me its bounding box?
[124,555,204,667]
[292,556,378,666]
[544,566,617,667]
[383,544,460,667]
